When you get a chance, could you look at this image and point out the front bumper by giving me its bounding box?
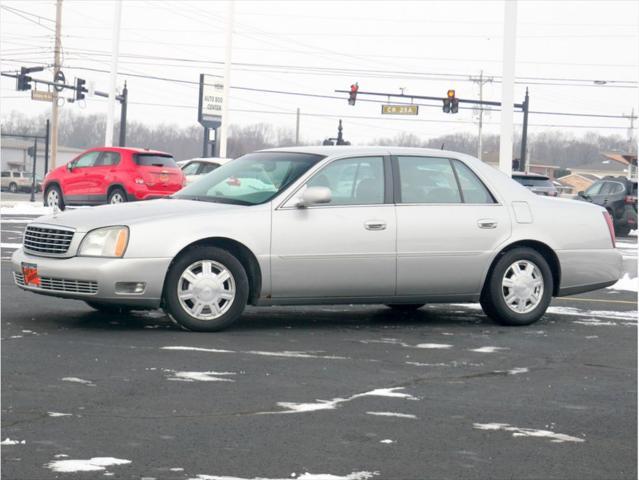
[11,248,172,308]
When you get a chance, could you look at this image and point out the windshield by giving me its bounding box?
[135,154,177,168]
[173,151,324,205]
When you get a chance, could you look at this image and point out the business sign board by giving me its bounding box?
[381,104,419,115]
[31,90,54,102]
[198,74,223,129]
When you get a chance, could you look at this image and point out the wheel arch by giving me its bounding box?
[481,240,561,298]
[43,181,64,203]
[162,237,263,306]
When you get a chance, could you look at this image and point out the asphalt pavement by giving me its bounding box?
[1,214,637,480]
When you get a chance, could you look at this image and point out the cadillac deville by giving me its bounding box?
[12,147,623,331]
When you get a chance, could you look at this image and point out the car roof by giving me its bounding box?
[257,145,467,158]
[181,157,231,164]
[92,146,172,156]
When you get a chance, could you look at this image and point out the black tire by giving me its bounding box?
[107,187,127,205]
[86,301,131,314]
[481,247,553,326]
[385,304,425,311]
[44,184,65,210]
[8,182,17,193]
[164,246,249,332]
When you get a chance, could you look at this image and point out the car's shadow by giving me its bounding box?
[31,303,492,333]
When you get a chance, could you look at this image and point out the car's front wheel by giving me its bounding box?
[481,247,553,326]
[44,185,65,210]
[164,246,249,331]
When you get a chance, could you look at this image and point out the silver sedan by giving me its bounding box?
[11,147,623,331]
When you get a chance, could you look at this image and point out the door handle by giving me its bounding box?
[364,221,387,231]
[477,219,498,229]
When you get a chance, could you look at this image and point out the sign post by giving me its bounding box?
[198,74,223,157]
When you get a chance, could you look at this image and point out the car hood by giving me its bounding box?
[32,199,247,233]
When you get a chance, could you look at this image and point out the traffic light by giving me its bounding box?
[75,78,86,101]
[442,89,459,114]
[348,83,359,106]
[17,67,33,91]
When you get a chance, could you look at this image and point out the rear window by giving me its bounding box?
[134,154,177,168]
[513,176,553,187]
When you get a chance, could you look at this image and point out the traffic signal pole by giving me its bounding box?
[118,81,128,147]
[105,0,122,147]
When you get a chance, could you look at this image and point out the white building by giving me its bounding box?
[1,137,83,178]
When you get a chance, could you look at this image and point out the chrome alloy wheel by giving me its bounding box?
[110,192,125,204]
[177,260,236,320]
[501,260,544,314]
[47,188,59,207]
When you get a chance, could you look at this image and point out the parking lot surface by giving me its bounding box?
[1,213,637,480]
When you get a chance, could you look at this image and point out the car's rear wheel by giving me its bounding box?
[164,246,249,331]
[44,185,65,210]
[481,247,553,326]
[385,304,425,311]
[108,188,127,204]
[85,301,131,314]
[8,182,17,193]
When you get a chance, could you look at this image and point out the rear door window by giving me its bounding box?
[397,156,461,204]
[585,182,603,196]
[181,162,201,175]
[135,154,177,168]
[452,160,495,203]
[200,163,220,174]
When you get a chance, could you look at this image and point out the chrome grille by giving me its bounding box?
[23,225,74,255]
[14,272,97,294]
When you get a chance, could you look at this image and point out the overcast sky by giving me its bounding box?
[1,0,638,146]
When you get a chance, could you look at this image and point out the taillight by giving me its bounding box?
[624,195,636,205]
[603,211,615,248]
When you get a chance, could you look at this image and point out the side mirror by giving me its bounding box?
[577,190,588,199]
[67,163,74,172]
[297,186,331,207]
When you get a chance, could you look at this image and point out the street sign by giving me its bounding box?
[198,74,223,129]
[381,104,419,115]
[31,90,54,102]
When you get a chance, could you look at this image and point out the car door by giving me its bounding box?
[394,155,511,296]
[62,151,101,202]
[86,151,120,202]
[271,155,396,298]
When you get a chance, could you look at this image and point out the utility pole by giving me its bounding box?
[499,0,518,176]
[219,0,235,158]
[295,107,300,145]
[470,70,493,161]
[105,0,122,147]
[50,0,62,171]
[118,81,128,147]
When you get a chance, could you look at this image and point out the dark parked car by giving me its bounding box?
[577,176,637,236]
[512,173,558,197]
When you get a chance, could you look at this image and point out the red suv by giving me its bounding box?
[43,147,186,209]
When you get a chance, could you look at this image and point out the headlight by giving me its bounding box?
[78,226,129,257]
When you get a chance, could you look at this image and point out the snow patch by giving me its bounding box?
[0,202,53,215]
[259,387,417,415]
[48,412,72,417]
[366,411,417,419]
[1,438,25,445]
[607,274,638,292]
[473,423,584,443]
[379,439,395,444]
[189,472,377,480]
[165,370,236,382]
[360,338,451,350]
[46,457,131,473]
[470,346,509,353]
[61,377,96,387]
[162,346,348,360]
[0,243,22,248]
[451,303,638,322]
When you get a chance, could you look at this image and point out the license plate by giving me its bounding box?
[159,173,169,183]
[22,262,41,286]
